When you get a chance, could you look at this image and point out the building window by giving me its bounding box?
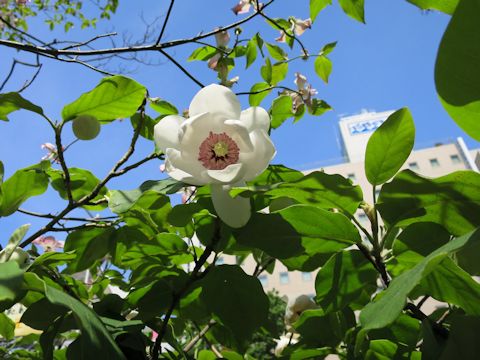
[347,173,356,181]
[259,275,268,286]
[302,272,312,282]
[429,158,440,168]
[450,154,461,164]
[215,257,224,265]
[408,162,419,170]
[279,272,289,284]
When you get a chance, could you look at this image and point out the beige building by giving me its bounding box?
[230,110,480,300]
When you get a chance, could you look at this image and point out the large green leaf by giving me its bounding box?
[0,261,25,311]
[338,0,365,23]
[377,170,480,236]
[406,0,458,14]
[201,265,269,344]
[435,0,480,140]
[360,227,480,330]
[48,167,107,209]
[421,257,480,315]
[64,228,115,273]
[0,312,15,340]
[23,273,126,360]
[62,75,147,123]
[294,308,355,347]
[315,250,378,312]
[365,108,415,185]
[232,171,363,215]
[108,178,183,214]
[248,82,272,107]
[0,92,44,121]
[0,162,50,216]
[439,315,480,359]
[310,0,332,22]
[235,205,360,270]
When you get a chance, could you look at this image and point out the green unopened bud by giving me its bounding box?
[72,115,101,140]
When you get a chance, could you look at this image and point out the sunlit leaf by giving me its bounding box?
[435,0,480,140]
[62,75,146,123]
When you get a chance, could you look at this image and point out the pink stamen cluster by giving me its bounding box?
[198,131,240,170]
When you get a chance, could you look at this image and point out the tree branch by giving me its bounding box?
[155,0,175,45]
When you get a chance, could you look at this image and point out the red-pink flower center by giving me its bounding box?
[198,131,240,170]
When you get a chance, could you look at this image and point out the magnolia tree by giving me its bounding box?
[0,0,480,359]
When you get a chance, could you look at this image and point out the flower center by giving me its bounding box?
[198,131,240,170]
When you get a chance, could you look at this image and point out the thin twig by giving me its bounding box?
[158,49,204,88]
[62,32,118,50]
[155,0,175,45]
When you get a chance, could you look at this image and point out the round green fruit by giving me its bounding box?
[72,115,101,140]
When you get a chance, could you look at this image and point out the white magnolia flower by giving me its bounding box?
[232,0,251,15]
[154,84,276,228]
[285,294,317,326]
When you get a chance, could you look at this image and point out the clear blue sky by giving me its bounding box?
[0,0,478,245]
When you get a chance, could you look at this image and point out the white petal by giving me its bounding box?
[165,148,208,185]
[211,183,251,228]
[224,120,254,151]
[240,129,276,181]
[189,84,241,121]
[154,115,184,152]
[179,112,224,157]
[239,107,271,132]
[207,163,245,184]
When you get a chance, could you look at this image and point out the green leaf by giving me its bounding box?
[307,98,332,116]
[392,222,450,275]
[108,178,183,213]
[321,41,337,56]
[48,167,107,209]
[365,108,415,185]
[21,298,67,331]
[235,205,360,270]
[265,43,288,61]
[440,315,480,359]
[201,265,269,343]
[366,339,398,360]
[260,57,272,84]
[0,261,25,311]
[0,92,44,121]
[0,224,30,263]
[377,170,480,236]
[360,227,480,330]
[24,275,126,360]
[249,82,272,106]
[271,62,289,85]
[232,171,363,215]
[270,95,294,129]
[310,0,332,22]
[435,0,480,140]
[64,228,115,273]
[246,37,258,69]
[421,257,480,315]
[407,0,458,15]
[130,113,158,140]
[294,308,354,347]
[149,98,178,115]
[314,55,332,83]
[0,162,50,216]
[187,46,217,61]
[315,250,377,312]
[339,0,365,23]
[62,75,147,123]
[0,312,15,340]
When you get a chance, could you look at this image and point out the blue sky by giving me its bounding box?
[0,0,478,245]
